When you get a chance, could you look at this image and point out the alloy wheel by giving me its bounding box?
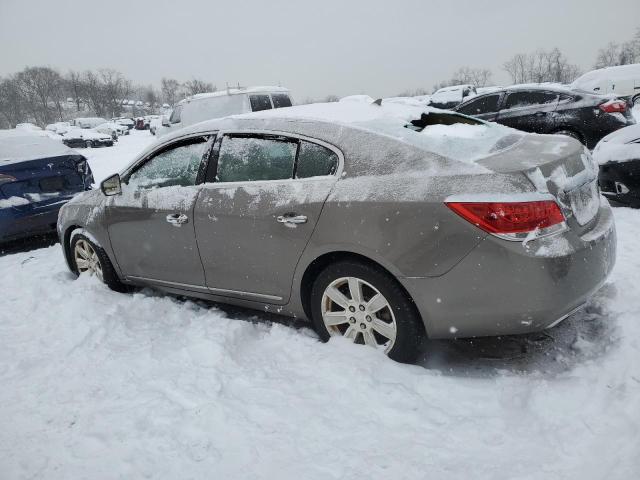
[74,239,103,281]
[321,276,397,352]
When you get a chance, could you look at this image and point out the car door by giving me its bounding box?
[455,93,502,121]
[106,134,213,286]
[193,133,341,303]
[495,90,560,133]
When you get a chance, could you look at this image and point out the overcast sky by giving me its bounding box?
[1,0,638,100]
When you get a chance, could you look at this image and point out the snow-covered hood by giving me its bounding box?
[593,124,640,165]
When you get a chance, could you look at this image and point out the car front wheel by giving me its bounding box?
[70,233,127,292]
[85,140,93,148]
[310,260,424,363]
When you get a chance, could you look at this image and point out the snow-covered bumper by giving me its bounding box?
[400,201,616,339]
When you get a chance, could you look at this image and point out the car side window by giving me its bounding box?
[296,141,338,178]
[457,94,500,115]
[216,136,296,182]
[128,137,209,189]
[249,95,273,112]
[169,105,182,124]
[504,91,558,109]
[271,94,293,109]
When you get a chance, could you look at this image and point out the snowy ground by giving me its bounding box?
[1,130,640,479]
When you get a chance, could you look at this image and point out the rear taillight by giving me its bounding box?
[0,174,17,185]
[446,200,567,241]
[599,99,627,113]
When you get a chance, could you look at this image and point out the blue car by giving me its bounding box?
[0,132,93,243]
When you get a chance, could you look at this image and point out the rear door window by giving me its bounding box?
[216,136,296,182]
[295,141,338,178]
[271,93,292,109]
[457,95,500,115]
[249,95,273,112]
[504,91,558,109]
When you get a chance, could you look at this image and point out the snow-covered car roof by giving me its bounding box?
[182,86,290,104]
[434,84,474,93]
[0,131,78,164]
[572,63,640,88]
[599,123,640,145]
[162,99,524,168]
[63,127,112,140]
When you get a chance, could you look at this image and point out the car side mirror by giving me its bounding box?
[101,173,122,196]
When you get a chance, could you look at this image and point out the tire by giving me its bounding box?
[309,260,424,363]
[553,129,584,144]
[85,140,93,148]
[70,233,127,292]
[632,95,640,107]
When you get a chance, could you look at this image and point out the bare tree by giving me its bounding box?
[594,28,640,68]
[14,66,65,126]
[503,48,580,85]
[0,76,24,128]
[451,67,493,87]
[66,71,84,112]
[161,78,180,106]
[183,78,215,96]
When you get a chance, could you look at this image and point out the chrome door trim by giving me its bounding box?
[126,276,210,292]
[207,286,283,302]
[126,276,283,302]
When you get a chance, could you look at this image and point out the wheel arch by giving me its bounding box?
[550,126,586,145]
[298,250,426,335]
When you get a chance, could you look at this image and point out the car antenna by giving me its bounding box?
[372,98,383,106]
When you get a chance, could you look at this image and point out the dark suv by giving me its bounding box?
[454,85,635,149]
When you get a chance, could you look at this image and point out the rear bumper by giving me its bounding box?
[400,202,616,339]
[0,201,69,242]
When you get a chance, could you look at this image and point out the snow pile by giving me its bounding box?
[1,208,640,479]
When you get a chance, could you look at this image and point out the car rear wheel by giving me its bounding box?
[70,234,127,292]
[553,129,584,144]
[310,260,424,363]
[632,94,640,107]
[85,140,93,148]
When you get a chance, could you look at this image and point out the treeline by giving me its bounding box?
[412,28,640,95]
[0,67,215,129]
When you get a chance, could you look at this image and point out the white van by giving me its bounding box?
[156,86,293,137]
[572,64,640,105]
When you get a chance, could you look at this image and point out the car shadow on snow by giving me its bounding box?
[416,283,620,377]
[0,233,58,257]
[169,282,619,378]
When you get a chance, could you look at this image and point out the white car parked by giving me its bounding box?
[572,63,640,105]
[156,86,293,137]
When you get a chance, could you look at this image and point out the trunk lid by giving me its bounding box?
[477,134,601,233]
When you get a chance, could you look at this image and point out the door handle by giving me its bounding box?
[277,214,308,224]
[166,213,189,226]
